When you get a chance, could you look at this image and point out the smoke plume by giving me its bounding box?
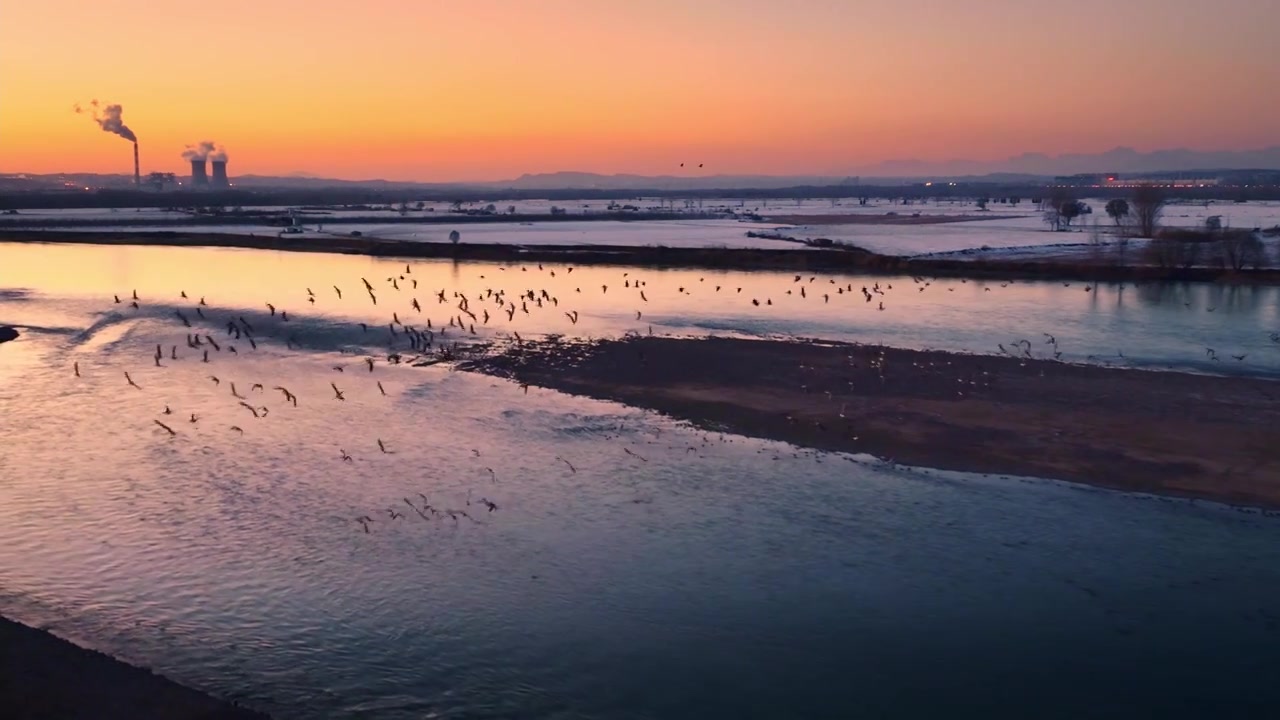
[182,141,217,161]
[75,99,137,143]
[183,141,229,162]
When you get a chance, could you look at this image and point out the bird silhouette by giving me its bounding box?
[331,383,345,401]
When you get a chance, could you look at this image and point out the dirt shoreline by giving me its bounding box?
[0,615,267,719]
[461,336,1280,508]
[4,230,1279,284]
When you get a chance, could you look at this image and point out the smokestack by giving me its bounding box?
[211,160,228,188]
[133,142,141,189]
[191,159,209,189]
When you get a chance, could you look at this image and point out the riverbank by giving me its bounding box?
[0,615,267,719]
[461,336,1280,508]
[4,230,1280,284]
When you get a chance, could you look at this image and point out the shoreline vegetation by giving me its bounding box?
[0,615,268,719]
[460,336,1280,509]
[3,230,1280,285]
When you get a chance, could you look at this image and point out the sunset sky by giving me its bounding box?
[2,0,1277,181]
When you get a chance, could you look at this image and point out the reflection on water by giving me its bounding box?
[2,241,1280,718]
[1,242,1278,376]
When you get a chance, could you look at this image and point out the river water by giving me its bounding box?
[2,241,1279,718]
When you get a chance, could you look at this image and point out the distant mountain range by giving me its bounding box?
[5,145,1279,192]
[503,147,1280,189]
[857,146,1280,178]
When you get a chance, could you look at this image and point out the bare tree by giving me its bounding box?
[1144,230,1202,270]
[1105,198,1129,228]
[1215,230,1267,271]
[1043,204,1063,231]
[1045,195,1085,231]
[1131,186,1165,238]
[1043,189,1070,231]
[1114,233,1131,267]
[1087,222,1108,265]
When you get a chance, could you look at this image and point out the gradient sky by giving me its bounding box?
[2,0,1278,181]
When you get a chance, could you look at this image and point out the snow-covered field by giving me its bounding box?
[782,199,1280,258]
[7,199,1279,259]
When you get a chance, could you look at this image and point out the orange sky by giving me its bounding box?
[2,0,1277,181]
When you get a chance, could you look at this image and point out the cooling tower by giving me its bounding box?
[191,159,209,188]
[211,160,229,188]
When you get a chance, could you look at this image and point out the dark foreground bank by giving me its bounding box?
[462,336,1280,508]
[0,616,267,720]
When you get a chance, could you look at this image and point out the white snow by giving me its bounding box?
[7,198,1278,259]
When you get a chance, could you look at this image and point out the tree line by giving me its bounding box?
[1043,187,1274,271]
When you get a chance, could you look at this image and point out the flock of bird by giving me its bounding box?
[68,256,1277,533]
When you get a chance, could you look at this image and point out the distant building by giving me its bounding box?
[1053,173,1108,186]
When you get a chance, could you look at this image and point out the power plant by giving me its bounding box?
[183,141,229,190]
[190,159,209,188]
[77,101,236,191]
[211,160,228,188]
